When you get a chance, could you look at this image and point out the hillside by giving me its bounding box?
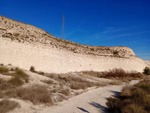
[0,16,135,57]
[0,16,148,73]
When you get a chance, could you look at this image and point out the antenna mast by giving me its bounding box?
[62,14,65,39]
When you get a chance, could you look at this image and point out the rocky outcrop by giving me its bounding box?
[0,16,148,73]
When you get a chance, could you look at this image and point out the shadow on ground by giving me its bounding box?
[88,90,121,113]
[77,107,90,113]
[109,90,120,97]
[89,101,107,113]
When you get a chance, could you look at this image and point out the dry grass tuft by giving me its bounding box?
[0,99,19,113]
[0,66,9,74]
[14,68,29,78]
[122,104,146,113]
[11,68,29,83]
[8,77,24,86]
[45,74,94,90]
[9,85,53,104]
[0,79,15,92]
[120,86,133,97]
[42,79,54,84]
[58,88,70,96]
[70,81,88,90]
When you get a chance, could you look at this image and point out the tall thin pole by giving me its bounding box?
[62,14,65,39]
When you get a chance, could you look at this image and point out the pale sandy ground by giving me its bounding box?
[10,80,139,113]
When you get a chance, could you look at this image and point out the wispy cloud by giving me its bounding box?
[137,53,150,56]
[65,28,87,37]
[84,26,150,45]
[65,23,87,38]
[112,31,150,38]
[92,28,150,41]
[101,27,125,34]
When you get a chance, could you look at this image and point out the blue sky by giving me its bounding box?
[0,0,150,60]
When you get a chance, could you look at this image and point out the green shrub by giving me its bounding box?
[15,69,28,77]
[143,67,150,75]
[0,66,9,74]
[138,82,150,93]
[13,69,29,82]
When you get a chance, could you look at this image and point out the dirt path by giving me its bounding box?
[40,80,139,113]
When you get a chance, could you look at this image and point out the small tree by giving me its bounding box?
[143,67,150,75]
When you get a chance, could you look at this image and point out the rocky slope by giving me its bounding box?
[0,16,148,73]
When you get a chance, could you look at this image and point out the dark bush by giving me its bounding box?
[143,67,150,75]
[30,66,35,72]
[113,50,119,55]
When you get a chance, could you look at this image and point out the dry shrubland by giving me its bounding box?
[81,68,144,80]
[106,79,150,113]
[44,73,105,90]
[1,64,146,113]
[14,85,53,104]
[0,99,20,113]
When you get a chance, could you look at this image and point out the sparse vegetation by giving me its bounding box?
[0,68,29,98]
[12,68,29,83]
[45,74,95,90]
[0,79,15,92]
[0,99,19,113]
[8,85,53,105]
[8,77,24,86]
[58,88,70,96]
[0,66,9,74]
[42,79,54,84]
[143,66,150,75]
[81,69,143,81]
[70,81,88,90]
[105,68,143,78]
[106,79,150,113]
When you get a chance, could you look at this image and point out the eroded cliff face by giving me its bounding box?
[0,16,147,73]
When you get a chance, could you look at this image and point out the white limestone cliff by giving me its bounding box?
[0,16,148,73]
